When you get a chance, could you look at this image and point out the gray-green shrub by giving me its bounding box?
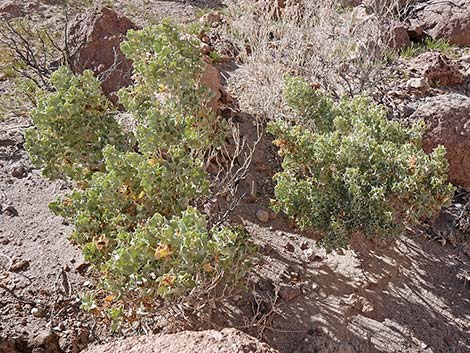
[268,76,455,249]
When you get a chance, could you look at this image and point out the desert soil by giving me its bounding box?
[1,1,470,353]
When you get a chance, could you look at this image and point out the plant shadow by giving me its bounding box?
[210,112,470,353]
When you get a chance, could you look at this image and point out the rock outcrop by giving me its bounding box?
[84,328,279,353]
[411,0,470,46]
[409,52,464,87]
[201,58,222,113]
[410,94,470,188]
[67,7,137,99]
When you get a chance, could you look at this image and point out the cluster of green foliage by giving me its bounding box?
[268,76,454,250]
[400,38,456,59]
[25,21,252,323]
[25,68,129,181]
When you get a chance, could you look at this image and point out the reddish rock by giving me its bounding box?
[84,328,279,353]
[390,23,410,50]
[67,7,137,99]
[0,339,22,353]
[199,11,222,26]
[411,0,470,46]
[410,52,464,87]
[256,209,270,223]
[410,94,470,188]
[201,59,222,113]
[407,25,428,42]
[0,1,23,18]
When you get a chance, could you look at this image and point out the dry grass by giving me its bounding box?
[221,0,411,119]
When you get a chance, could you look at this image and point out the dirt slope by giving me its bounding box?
[1,1,469,353]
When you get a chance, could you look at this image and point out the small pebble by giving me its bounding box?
[31,307,45,317]
[261,244,273,254]
[10,164,26,178]
[312,255,324,262]
[10,259,29,272]
[3,205,18,217]
[256,209,270,223]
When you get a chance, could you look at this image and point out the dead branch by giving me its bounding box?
[208,116,263,228]
[0,282,48,307]
[0,9,74,91]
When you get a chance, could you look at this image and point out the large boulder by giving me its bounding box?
[67,7,137,99]
[410,94,470,188]
[84,328,279,353]
[411,0,470,46]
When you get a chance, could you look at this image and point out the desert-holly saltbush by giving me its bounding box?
[268,76,454,250]
[100,207,249,300]
[26,21,252,323]
[24,67,129,181]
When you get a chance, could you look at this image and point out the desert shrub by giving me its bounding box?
[0,19,64,119]
[0,19,63,89]
[50,144,210,246]
[89,207,249,302]
[221,0,405,120]
[26,21,252,324]
[118,22,226,151]
[24,67,129,182]
[268,77,454,250]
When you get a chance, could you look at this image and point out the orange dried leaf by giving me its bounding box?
[160,274,176,287]
[203,262,214,273]
[154,244,172,260]
[104,295,114,302]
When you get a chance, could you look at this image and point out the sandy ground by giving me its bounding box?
[1,1,470,353]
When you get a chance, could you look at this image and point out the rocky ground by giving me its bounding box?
[1,1,470,353]
[84,328,280,353]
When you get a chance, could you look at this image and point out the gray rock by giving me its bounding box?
[84,328,279,353]
[256,209,270,223]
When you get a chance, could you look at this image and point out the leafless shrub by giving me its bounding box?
[221,0,410,119]
[365,0,418,20]
[0,11,123,109]
[0,19,69,91]
[203,115,263,227]
[241,283,281,338]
